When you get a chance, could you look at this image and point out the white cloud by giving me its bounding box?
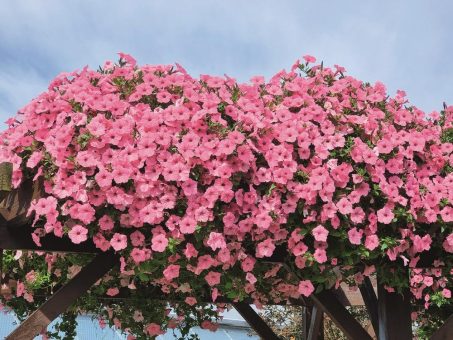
[0,0,452,127]
[0,65,49,120]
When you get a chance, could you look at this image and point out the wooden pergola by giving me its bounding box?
[0,165,452,340]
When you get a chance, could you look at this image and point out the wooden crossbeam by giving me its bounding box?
[233,303,280,340]
[431,314,453,340]
[0,226,100,253]
[6,252,118,340]
[311,290,372,340]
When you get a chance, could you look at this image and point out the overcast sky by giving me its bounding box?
[1,0,452,127]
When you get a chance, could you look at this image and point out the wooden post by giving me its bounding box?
[233,303,280,340]
[377,283,412,340]
[6,252,118,340]
[431,314,453,340]
[307,305,324,340]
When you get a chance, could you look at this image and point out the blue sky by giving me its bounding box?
[1,0,452,127]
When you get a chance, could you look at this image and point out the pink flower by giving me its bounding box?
[146,323,164,336]
[95,168,113,188]
[16,281,25,297]
[365,235,379,250]
[336,198,352,215]
[298,280,315,297]
[314,248,328,263]
[255,211,272,230]
[200,320,219,332]
[110,233,127,251]
[68,225,88,244]
[31,196,58,216]
[69,203,96,225]
[312,225,328,242]
[205,271,221,286]
[256,239,276,258]
[130,231,145,247]
[98,215,114,231]
[179,217,197,234]
[303,55,316,63]
[442,289,451,299]
[106,288,119,296]
[350,207,365,224]
[348,228,363,245]
[185,297,197,306]
[206,232,227,251]
[133,311,144,322]
[163,264,180,281]
[412,234,432,253]
[423,276,433,287]
[131,248,149,264]
[184,243,199,259]
[440,207,453,222]
[377,207,394,224]
[246,272,257,284]
[241,257,256,272]
[26,151,43,168]
[151,234,168,252]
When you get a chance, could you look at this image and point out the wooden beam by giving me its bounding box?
[360,277,379,337]
[232,303,280,340]
[311,290,372,340]
[0,226,100,253]
[307,305,324,340]
[377,283,412,340]
[431,314,453,340]
[6,251,118,340]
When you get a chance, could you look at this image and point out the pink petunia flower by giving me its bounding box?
[298,280,315,297]
[206,232,227,251]
[312,225,329,242]
[377,207,394,224]
[110,233,127,251]
[68,225,88,244]
[163,264,180,281]
[151,234,168,252]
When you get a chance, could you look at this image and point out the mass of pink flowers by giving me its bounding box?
[0,53,452,336]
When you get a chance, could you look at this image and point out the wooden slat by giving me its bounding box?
[302,307,310,340]
[360,277,379,337]
[307,305,324,340]
[377,283,412,340]
[6,252,118,340]
[311,290,372,340]
[233,303,280,340]
[431,314,453,340]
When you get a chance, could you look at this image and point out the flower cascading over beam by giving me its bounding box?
[0,53,452,339]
